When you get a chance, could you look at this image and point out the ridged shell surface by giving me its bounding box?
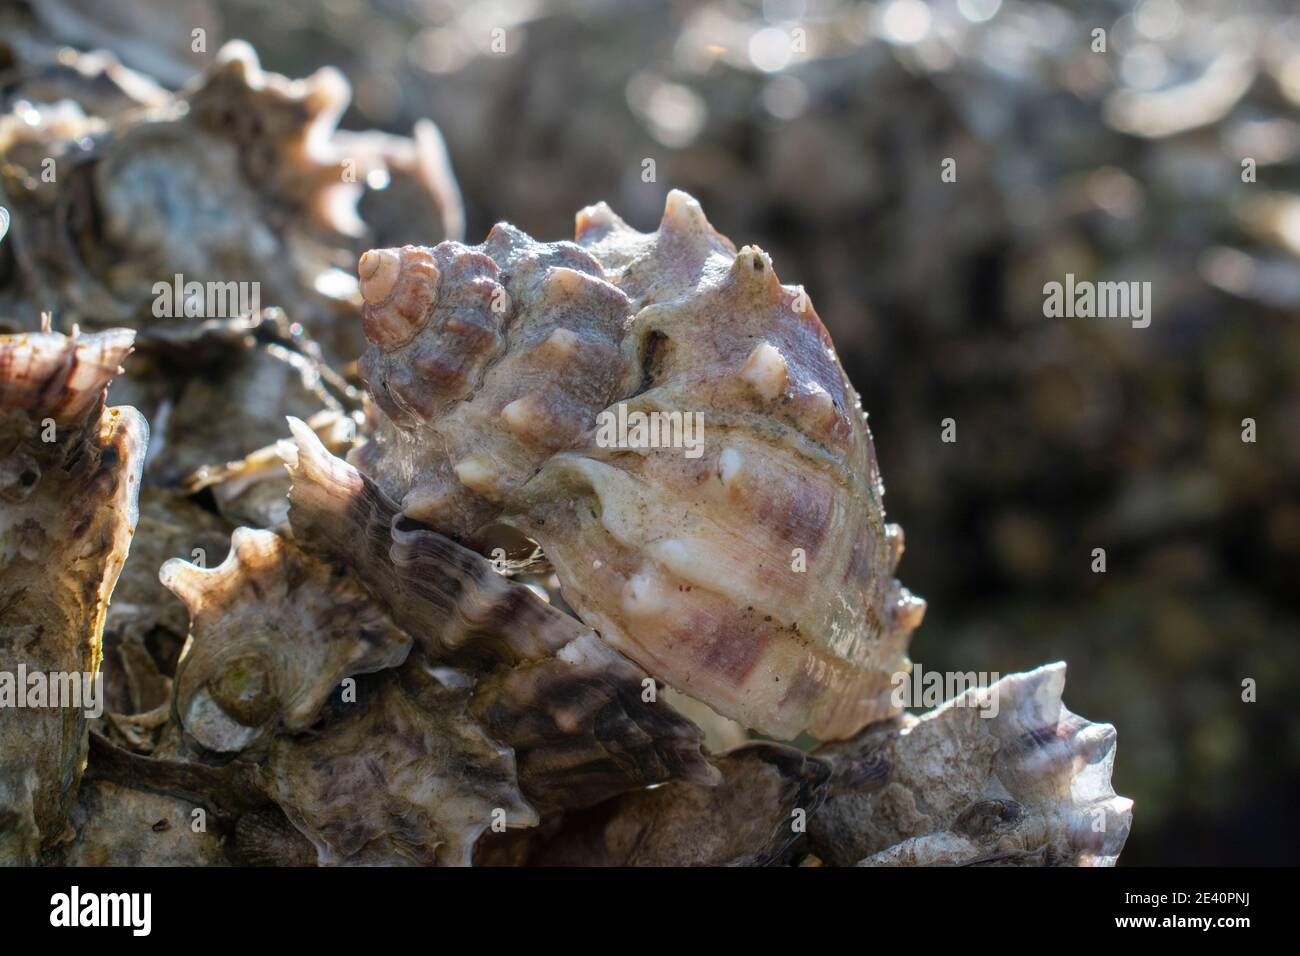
[0,329,146,862]
[809,663,1134,866]
[350,191,924,740]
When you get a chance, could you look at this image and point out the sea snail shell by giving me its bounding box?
[350,191,924,741]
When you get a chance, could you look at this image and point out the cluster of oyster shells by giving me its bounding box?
[0,34,1132,867]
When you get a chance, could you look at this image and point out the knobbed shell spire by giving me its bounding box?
[0,328,146,863]
[353,229,638,536]
[349,190,923,741]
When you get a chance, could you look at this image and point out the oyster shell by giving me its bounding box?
[0,328,146,863]
[808,663,1134,867]
[266,664,537,867]
[0,41,460,362]
[150,421,717,862]
[470,631,722,812]
[76,730,299,866]
[522,744,830,867]
[160,527,412,753]
[349,191,923,741]
[232,808,318,867]
[282,420,718,810]
[60,778,228,867]
[160,535,537,867]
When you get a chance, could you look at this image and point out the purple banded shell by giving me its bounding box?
[348,191,923,741]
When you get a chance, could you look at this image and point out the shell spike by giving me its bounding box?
[210,39,263,86]
[729,244,783,299]
[301,66,350,121]
[157,556,211,611]
[659,189,712,238]
[739,340,789,401]
[575,201,630,242]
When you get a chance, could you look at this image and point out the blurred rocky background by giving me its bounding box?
[4,0,1297,864]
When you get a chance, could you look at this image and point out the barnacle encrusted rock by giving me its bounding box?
[350,190,924,741]
[808,663,1134,866]
[0,328,146,863]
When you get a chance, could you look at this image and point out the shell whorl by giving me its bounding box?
[352,228,638,535]
[358,242,508,425]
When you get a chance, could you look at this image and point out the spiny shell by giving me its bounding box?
[0,329,146,862]
[808,663,1134,867]
[350,190,923,741]
[160,527,412,753]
